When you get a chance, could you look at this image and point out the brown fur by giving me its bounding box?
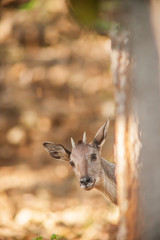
[43,120,117,204]
[70,142,117,204]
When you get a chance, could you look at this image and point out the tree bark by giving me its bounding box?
[112,29,140,240]
[113,1,160,240]
[132,1,160,239]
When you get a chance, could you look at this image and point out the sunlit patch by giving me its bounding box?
[0,18,12,43]
[15,208,32,226]
[47,65,68,86]
[15,208,47,226]
[20,110,38,128]
[6,126,26,145]
[60,206,91,225]
[116,117,126,170]
[107,206,120,224]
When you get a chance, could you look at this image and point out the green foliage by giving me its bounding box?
[69,0,99,27]
[32,237,43,240]
[68,0,129,34]
[32,233,63,240]
[51,234,63,239]
[94,19,120,34]
[19,0,38,10]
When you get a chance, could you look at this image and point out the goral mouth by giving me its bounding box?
[80,180,95,191]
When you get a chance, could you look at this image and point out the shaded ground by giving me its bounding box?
[0,0,118,239]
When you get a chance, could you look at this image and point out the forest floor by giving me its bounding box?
[0,0,119,239]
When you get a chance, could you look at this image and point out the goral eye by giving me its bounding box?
[70,161,75,167]
[91,153,97,161]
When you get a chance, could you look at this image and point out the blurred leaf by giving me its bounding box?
[51,234,63,240]
[32,237,43,240]
[69,0,99,27]
[94,19,121,34]
[19,0,38,10]
[68,0,129,33]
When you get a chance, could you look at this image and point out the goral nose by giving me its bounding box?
[80,177,91,185]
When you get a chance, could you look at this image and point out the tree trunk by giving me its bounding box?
[112,1,160,239]
[112,31,141,240]
[132,1,160,239]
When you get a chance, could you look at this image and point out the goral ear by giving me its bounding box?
[43,142,71,162]
[91,119,110,148]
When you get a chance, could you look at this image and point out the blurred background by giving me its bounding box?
[0,0,119,239]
